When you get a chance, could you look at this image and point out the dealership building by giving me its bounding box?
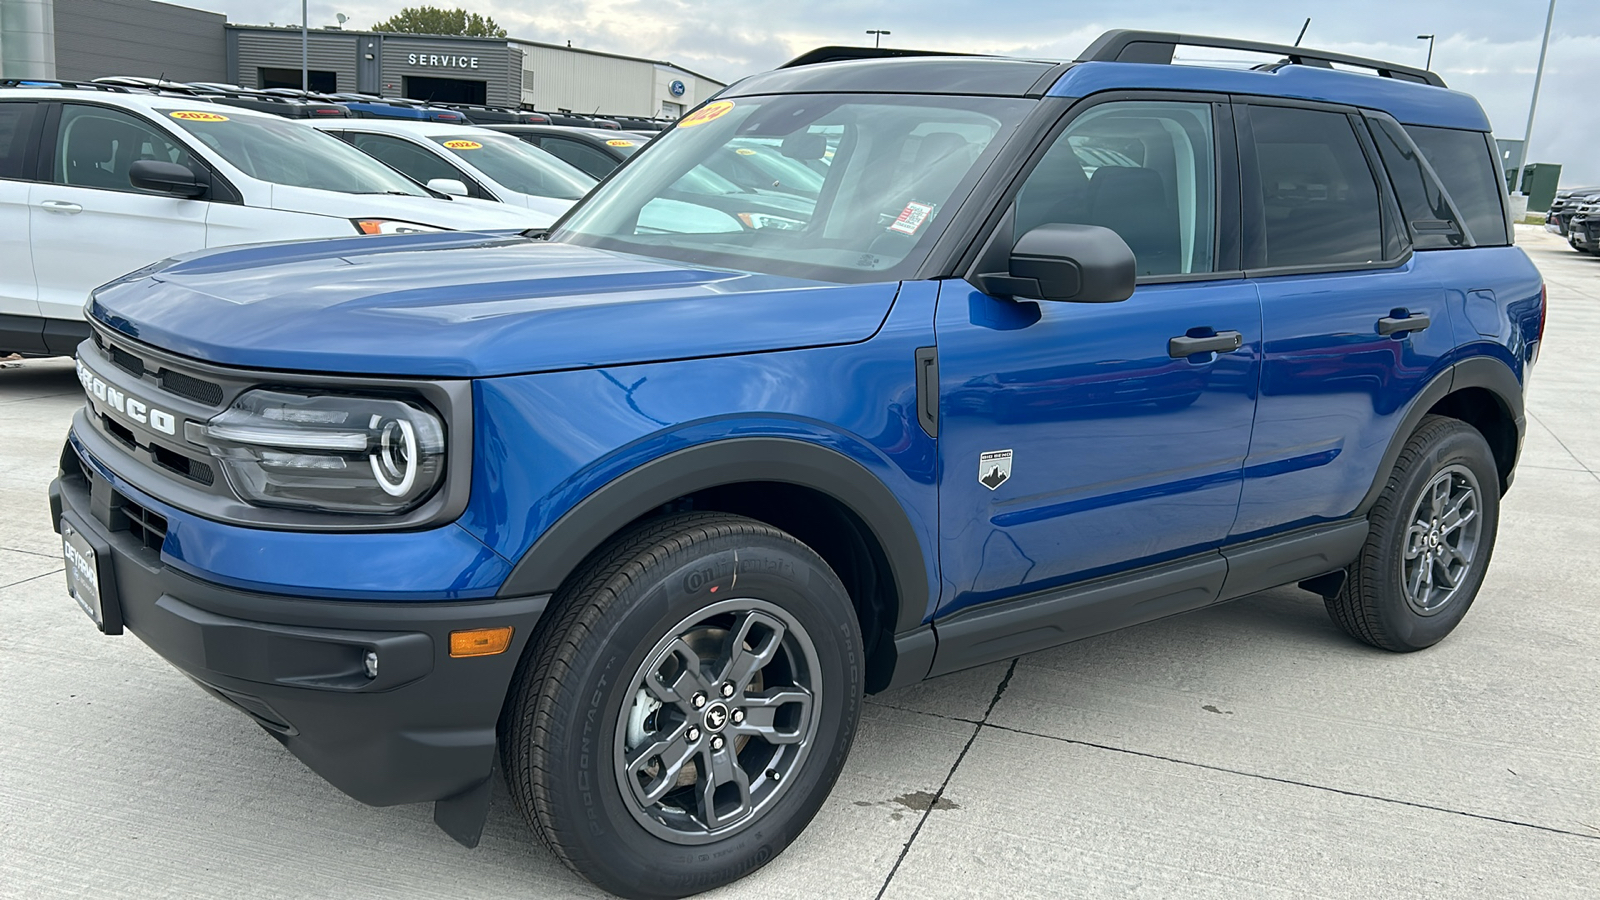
[0,0,725,119]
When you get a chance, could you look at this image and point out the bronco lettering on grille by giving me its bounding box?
[77,359,178,436]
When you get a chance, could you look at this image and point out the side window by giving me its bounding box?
[1405,125,1511,247]
[541,138,616,179]
[0,101,39,180]
[1366,115,1466,249]
[348,133,463,187]
[53,104,197,193]
[1246,105,1384,269]
[1015,100,1216,277]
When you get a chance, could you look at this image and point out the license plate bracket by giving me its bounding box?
[61,513,122,635]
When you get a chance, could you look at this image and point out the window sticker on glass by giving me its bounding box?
[679,100,734,128]
[169,110,229,122]
[442,139,482,150]
[735,147,757,156]
[606,139,635,147]
[889,201,935,235]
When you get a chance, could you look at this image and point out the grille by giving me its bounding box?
[108,344,145,378]
[119,495,168,553]
[150,443,215,486]
[159,367,224,406]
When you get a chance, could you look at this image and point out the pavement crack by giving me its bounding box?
[982,721,1600,843]
[1,568,66,591]
[874,659,1019,900]
[1526,410,1600,483]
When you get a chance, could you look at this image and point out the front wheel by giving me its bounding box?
[1326,415,1501,651]
[501,513,863,899]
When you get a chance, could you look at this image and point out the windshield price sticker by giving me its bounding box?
[606,139,636,147]
[889,201,935,235]
[443,140,482,150]
[678,100,735,128]
[169,110,229,122]
[734,148,758,156]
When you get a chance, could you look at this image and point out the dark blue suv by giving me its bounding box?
[50,31,1543,899]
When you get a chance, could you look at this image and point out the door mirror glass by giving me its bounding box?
[127,159,206,198]
[427,177,469,196]
[975,223,1136,302]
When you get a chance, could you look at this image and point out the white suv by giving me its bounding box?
[0,86,554,357]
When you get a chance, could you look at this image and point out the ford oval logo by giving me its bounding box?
[669,79,686,97]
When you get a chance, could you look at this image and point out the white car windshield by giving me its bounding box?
[551,94,1034,282]
[429,134,596,200]
[161,109,428,196]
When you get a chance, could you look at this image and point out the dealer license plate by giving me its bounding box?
[61,519,105,628]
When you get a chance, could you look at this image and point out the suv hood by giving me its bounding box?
[88,234,898,378]
[268,184,556,230]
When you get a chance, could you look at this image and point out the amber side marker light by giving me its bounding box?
[450,626,514,658]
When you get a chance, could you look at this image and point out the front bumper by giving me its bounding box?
[49,442,548,810]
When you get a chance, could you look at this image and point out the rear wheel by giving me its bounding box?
[501,512,862,899]
[1326,415,1500,651]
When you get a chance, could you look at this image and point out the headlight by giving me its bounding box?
[352,218,449,235]
[194,390,446,514]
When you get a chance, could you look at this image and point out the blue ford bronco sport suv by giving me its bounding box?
[51,31,1543,898]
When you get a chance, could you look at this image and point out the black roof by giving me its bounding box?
[727,53,1063,99]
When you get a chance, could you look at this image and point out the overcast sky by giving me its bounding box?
[236,0,1600,186]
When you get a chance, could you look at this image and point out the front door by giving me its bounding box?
[935,98,1261,616]
[29,103,208,321]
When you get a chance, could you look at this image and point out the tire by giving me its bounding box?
[500,512,863,899]
[1326,415,1500,651]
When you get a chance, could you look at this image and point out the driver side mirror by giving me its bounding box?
[426,178,470,197]
[973,223,1136,303]
[128,160,207,199]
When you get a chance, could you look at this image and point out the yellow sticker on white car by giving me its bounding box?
[169,111,229,122]
[734,148,757,156]
[678,100,734,128]
[442,140,482,150]
[606,139,635,147]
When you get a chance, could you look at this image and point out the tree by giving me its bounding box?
[371,6,507,38]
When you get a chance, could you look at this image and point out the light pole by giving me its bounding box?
[1517,0,1557,193]
[866,29,891,49]
[1417,34,1434,70]
[301,0,309,92]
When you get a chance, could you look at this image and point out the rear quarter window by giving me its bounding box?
[1404,125,1509,247]
[0,101,38,179]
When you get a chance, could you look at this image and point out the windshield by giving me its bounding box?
[431,134,597,200]
[551,94,1034,282]
[162,109,427,195]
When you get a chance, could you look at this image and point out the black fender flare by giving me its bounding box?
[1355,357,1525,515]
[494,437,932,636]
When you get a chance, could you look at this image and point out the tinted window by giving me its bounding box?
[0,102,37,179]
[1016,100,1216,276]
[1247,105,1383,269]
[53,104,198,194]
[347,132,465,187]
[1368,116,1464,250]
[1406,125,1510,247]
[540,138,618,179]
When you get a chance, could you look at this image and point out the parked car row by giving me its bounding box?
[0,85,570,356]
[1545,186,1600,255]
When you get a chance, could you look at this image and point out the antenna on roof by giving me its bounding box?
[1294,18,1311,47]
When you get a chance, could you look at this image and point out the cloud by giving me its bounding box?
[241,1,1600,184]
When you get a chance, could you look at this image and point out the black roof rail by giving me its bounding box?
[1078,30,1446,88]
[780,46,983,68]
[0,78,130,92]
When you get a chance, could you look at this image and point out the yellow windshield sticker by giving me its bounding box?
[442,140,482,150]
[606,139,635,147]
[169,110,229,122]
[678,100,734,128]
[734,147,757,156]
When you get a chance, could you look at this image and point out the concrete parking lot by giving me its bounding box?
[1,225,1596,899]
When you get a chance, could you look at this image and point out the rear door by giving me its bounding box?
[1230,100,1453,538]
[29,103,208,322]
[0,100,43,343]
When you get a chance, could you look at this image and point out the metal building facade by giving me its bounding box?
[53,0,223,83]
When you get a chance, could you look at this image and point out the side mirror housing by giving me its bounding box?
[427,178,470,197]
[974,223,1136,303]
[128,160,206,198]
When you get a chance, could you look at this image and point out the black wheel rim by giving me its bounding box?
[613,598,820,845]
[1401,464,1484,616]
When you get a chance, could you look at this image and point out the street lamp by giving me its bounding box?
[301,0,308,92]
[1417,34,1435,70]
[866,29,891,49]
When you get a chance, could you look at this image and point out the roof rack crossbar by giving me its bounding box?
[1077,30,1447,88]
[0,78,130,92]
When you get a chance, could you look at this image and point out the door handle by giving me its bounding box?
[39,200,83,214]
[1168,330,1243,358]
[1377,313,1431,336]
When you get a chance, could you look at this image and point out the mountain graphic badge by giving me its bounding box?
[978,449,1013,490]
